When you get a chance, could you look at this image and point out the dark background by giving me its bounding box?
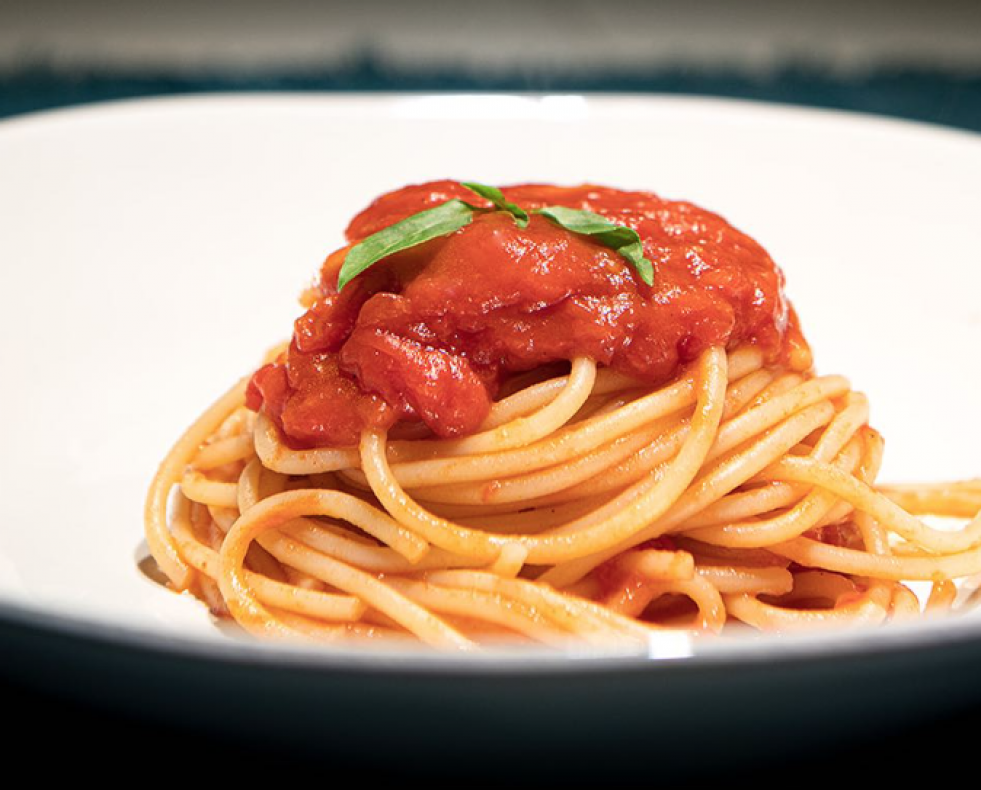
[2,0,979,783]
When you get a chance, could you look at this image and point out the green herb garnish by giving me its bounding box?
[337,182,655,290]
[533,206,654,286]
[337,199,474,291]
[460,181,530,228]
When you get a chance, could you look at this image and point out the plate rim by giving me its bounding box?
[2,90,980,674]
[3,592,981,677]
[3,88,981,147]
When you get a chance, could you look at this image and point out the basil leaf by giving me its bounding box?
[338,199,474,290]
[535,206,655,286]
[461,181,530,228]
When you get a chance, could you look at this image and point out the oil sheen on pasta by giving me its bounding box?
[247,180,810,448]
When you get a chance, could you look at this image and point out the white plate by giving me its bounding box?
[3,93,981,779]
[0,92,979,663]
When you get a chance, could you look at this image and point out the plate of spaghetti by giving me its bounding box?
[1,93,980,779]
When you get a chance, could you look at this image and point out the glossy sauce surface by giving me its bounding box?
[247,181,808,448]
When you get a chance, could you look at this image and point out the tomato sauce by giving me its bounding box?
[247,180,809,448]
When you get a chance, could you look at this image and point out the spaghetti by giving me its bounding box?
[144,181,981,650]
